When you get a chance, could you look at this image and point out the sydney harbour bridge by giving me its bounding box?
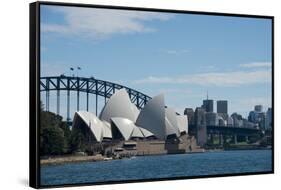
[40,75,151,122]
[40,75,262,144]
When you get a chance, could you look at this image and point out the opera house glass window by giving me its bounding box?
[29,1,273,188]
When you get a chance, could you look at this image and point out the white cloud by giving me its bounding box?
[239,62,271,68]
[160,49,190,55]
[157,88,193,94]
[133,70,271,87]
[236,97,272,108]
[42,6,173,39]
[41,62,68,77]
[42,23,70,34]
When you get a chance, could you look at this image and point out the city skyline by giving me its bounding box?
[40,5,272,118]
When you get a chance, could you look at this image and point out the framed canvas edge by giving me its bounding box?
[30,1,40,189]
[29,1,275,189]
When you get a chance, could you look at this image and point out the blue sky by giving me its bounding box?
[40,5,272,119]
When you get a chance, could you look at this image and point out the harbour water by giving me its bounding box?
[41,149,272,186]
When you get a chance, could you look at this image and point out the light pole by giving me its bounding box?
[77,66,81,77]
[70,67,74,77]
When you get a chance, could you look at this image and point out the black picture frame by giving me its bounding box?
[30,1,274,188]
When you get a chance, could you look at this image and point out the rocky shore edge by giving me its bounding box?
[40,154,105,165]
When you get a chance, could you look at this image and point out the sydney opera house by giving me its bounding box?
[73,89,188,142]
[72,89,192,155]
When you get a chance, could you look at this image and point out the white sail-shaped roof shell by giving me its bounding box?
[136,94,166,140]
[139,127,154,138]
[111,117,136,140]
[131,127,144,138]
[165,107,180,137]
[131,103,140,120]
[99,89,139,122]
[176,115,188,134]
[165,117,177,137]
[73,111,103,142]
[102,121,112,139]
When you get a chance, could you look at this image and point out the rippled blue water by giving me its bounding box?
[40,149,272,186]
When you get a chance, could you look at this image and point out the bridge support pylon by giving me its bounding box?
[233,134,237,144]
[245,136,249,143]
[210,134,214,144]
[219,134,224,145]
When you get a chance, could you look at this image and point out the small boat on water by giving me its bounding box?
[103,157,113,161]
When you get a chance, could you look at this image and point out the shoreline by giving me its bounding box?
[40,148,271,166]
[40,154,104,166]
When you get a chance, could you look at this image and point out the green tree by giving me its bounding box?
[70,127,87,153]
[41,126,66,155]
[40,101,70,155]
[59,121,71,153]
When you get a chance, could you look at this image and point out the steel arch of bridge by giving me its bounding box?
[40,75,151,121]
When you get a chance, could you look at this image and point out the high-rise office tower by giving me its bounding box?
[202,99,213,112]
[202,91,213,112]
[217,100,228,114]
[254,105,263,112]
